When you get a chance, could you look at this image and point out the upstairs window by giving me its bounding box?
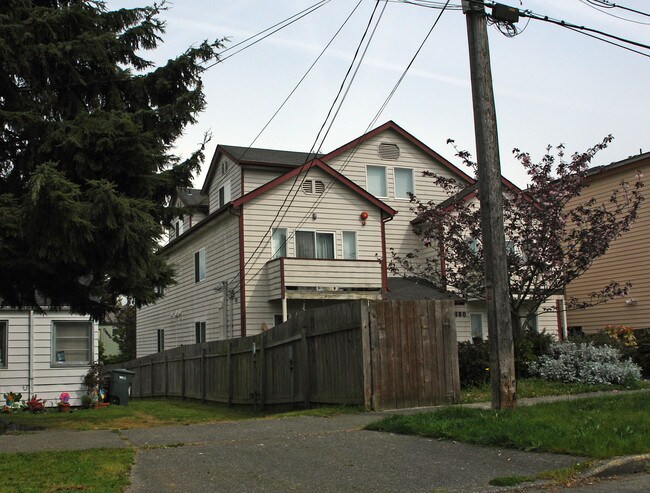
[295,231,335,259]
[394,167,414,199]
[52,321,92,366]
[157,329,165,352]
[271,228,287,259]
[343,231,357,259]
[195,248,206,282]
[366,165,387,197]
[219,182,231,208]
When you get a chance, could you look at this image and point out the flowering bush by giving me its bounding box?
[58,392,71,405]
[602,325,637,348]
[25,395,47,413]
[528,341,642,385]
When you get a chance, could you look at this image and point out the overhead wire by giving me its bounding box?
[579,0,650,25]
[586,0,650,18]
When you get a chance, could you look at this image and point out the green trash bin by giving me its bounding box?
[108,369,135,405]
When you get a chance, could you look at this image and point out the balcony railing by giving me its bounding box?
[267,257,383,300]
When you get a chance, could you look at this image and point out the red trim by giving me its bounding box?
[321,121,475,185]
[238,207,246,338]
[280,258,286,299]
[232,159,397,216]
[380,218,389,297]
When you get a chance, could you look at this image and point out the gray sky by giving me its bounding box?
[108,0,649,188]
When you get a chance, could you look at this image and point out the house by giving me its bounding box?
[99,312,120,359]
[565,151,650,333]
[169,187,209,242]
[136,122,563,356]
[0,307,98,407]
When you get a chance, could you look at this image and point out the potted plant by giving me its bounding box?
[58,392,71,412]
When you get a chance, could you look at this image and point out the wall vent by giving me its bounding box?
[378,143,400,160]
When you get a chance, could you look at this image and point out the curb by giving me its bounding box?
[583,453,650,478]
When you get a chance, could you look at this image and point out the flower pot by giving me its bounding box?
[58,403,71,413]
[92,402,110,409]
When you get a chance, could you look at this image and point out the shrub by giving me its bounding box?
[631,329,650,378]
[458,340,491,388]
[515,328,555,378]
[25,395,47,413]
[81,394,93,409]
[528,342,642,385]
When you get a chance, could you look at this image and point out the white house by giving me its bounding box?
[136,122,563,356]
[0,308,98,407]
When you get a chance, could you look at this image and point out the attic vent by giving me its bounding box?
[222,160,229,175]
[378,143,400,160]
[302,179,325,195]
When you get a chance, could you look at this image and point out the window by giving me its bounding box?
[157,329,165,352]
[467,237,479,254]
[295,231,335,259]
[366,165,387,197]
[470,314,483,341]
[394,167,414,199]
[195,322,206,343]
[271,228,287,259]
[218,182,231,208]
[194,248,206,282]
[527,314,539,332]
[52,321,92,366]
[0,321,7,368]
[342,231,357,259]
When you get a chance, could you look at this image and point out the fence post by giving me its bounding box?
[300,323,310,408]
[201,347,206,404]
[360,301,373,411]
[181,347,186,400]
[150,357,154,397]
[259,333,266,410]
[139,360,143,398]
[227,340,233,406]
[164,354,168,398]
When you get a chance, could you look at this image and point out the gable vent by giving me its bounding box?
[378,142,400,160]
[314,180,325,194]
[302,180,313,194]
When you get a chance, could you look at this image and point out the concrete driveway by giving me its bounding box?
[121,414,582,493]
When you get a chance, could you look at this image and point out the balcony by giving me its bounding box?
[267,257,383,301]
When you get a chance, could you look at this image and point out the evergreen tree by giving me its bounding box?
[0,1,222,318]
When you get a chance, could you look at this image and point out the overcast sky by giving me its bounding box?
[107,0,649,188]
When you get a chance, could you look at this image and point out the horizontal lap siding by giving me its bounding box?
[137,213,241,357]
[325,130,471,273]
[208,155,242,214]
[0,313,29,391]
[283,260,381,288]
[244,168,286,194]
[566,160,650,331]
[243,167,385,335]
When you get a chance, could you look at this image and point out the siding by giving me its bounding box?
[137,212,241,357]
[242,166,386,334]
[0,310,98,407]
[207,155,242,213]
[325,129,472,270]
[243,167,287,194]
[565,158,650,332]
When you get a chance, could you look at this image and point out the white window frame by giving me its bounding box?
[342,231,358,260]
[195,248,206,283]
[51,320,93,367]
[0,320,7,369]
[366,165,387,198]
[393,167,415,200]
[218,181,231,208]
[195,322,206,344]
[294,230,336,259]
[271,228,287,259]
[470,313,483,341]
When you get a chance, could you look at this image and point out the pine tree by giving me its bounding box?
[0,1,222,318]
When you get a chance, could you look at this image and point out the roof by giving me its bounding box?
[587,151,650,179]
[232,158,397,217]
[175,188,208,209]
[385,277,461,301]
[320,120,476,185]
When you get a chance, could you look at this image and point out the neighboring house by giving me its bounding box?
[0,307,98,407]
[169,187,209,241]
[137,122,564,356]
[99,312,120,359]
[565,151,650,333]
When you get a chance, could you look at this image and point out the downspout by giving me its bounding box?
[229,205,246,337]
[28,309,34,398]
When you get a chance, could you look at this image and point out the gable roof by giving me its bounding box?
[202,144,322,195]
[232,158,397,217]
[320,120,476,184]
[587,151,650,179]
[174,188,208,210]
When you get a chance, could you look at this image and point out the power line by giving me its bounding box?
[203,0,333,69]
[586,0,650,18]
[579,0,650,24]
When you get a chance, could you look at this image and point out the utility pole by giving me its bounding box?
[463,0,516,409]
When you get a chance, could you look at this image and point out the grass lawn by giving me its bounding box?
[0,448,133,493]
[2,399,363,431]
[366,391,650,459]
[460,378,650,404]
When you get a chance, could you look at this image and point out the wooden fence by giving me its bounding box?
[108,300,460,410]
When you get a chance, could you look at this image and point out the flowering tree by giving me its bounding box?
[391,137,644,339]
